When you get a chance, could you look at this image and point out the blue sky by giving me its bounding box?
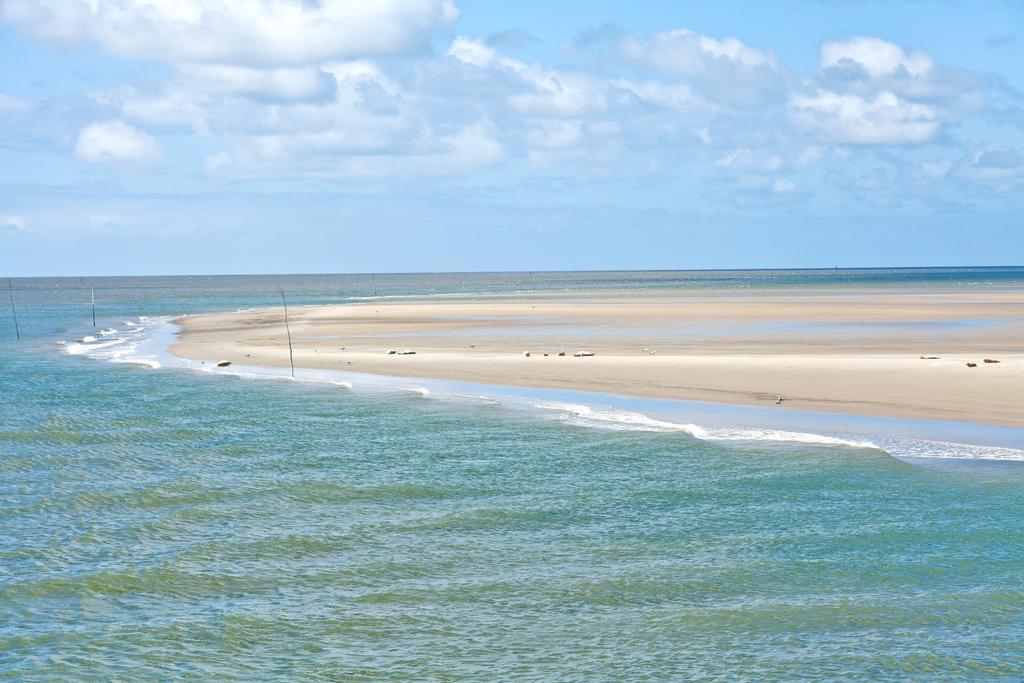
[1,0,1022,276]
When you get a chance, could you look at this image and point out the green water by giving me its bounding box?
[2,271,1024,680]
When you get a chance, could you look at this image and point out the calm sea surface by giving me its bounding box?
[2,268,1024,680]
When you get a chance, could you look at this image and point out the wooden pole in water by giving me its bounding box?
[91,287,96,327]
[7,279,19,341]
[280,289,295,378]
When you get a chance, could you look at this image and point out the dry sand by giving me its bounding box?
[172,288,1024,428]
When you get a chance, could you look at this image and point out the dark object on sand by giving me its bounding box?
[217,360,232,368]
[920,356,939,360]
[387,350,397,355]
[397,350,416,355]
[983,358,1000,363]
[558,351,566,357]
[966,362,977,368]
[574,351,595,357]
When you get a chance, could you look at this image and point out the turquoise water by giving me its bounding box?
[3,269,1024,680]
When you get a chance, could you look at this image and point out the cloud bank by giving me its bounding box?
[0,2,1020,214]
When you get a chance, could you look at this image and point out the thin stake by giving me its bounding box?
[7,279,19,341]
[91,287,96,327]
[280,289,295,378]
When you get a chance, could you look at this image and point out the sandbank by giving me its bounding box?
[171,288,1024,429]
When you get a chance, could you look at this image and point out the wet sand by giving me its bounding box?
[172,288,1024,428]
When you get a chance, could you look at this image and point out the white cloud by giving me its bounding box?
[74,120,162,166]
[794,146,826,168]
[447,36,499,67]
[817,36,980,103]
[509,68,608,118]
[912,159,952,180]
[0,0,458,66]
[203,150,232,177]
[612,79,714,119]
[971,146,1024,170]
[0,215,27,231]
[960,145,1024,181]
[179,64,336,102]
[441,121,505,169]
[95,85,210,132]
[772,178,797,193]
[527,120,583,149]
[788,90,940,144]
[446,37,609,118]
[0,93,34,114]
[730,175,799,197]
[716,148,784,172]
[821,37,934,80]
[624,29,777,74]
[206,120,503,180]
[792,36,984,149]
[620,29,788,107]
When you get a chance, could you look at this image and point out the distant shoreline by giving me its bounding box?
[172,287,1024,429]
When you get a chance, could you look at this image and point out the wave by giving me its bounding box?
[534,401,879,450]
[110,357,162,369]
[62,316,167,370]
[533,400,1024,461]
[880,439,1024,462]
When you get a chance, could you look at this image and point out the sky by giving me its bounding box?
[0,0,1022,276]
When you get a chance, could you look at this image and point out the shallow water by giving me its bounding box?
[3,270,1024,679]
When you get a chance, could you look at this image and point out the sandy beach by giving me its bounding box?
[172,288,1024,428]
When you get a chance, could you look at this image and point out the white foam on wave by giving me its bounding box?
[62,317,168,370]
[875,438,1024,462]
[531,400,1024,461]
[449,393,501,406]
[688,424,878,450]
[65,338,126,355]
[536,401,700,434]
[534,401,880,450]
[111,357,162,369]
[80,337,129,351]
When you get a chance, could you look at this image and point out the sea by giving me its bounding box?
[2,268,1024,680]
